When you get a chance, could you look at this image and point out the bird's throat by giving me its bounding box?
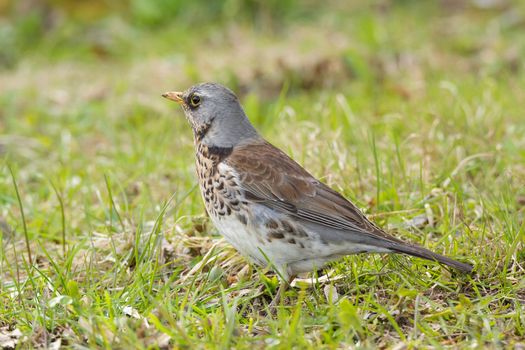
[193,121,213,142]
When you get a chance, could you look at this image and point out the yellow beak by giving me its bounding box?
[162,91,184,104]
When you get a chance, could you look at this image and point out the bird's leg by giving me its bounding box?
[269,274,296,308]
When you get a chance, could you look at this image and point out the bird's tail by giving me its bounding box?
[387,242,473,273]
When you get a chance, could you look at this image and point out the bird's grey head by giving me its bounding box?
[163,82,258,148]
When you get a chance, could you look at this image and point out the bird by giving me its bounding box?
[162,82,472,304]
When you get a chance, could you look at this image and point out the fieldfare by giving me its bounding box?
[163,83,472,303]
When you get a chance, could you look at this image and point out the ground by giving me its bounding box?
[0,1,524,348]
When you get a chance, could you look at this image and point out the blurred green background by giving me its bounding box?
[2,0,525,91]
[1,0,326,69]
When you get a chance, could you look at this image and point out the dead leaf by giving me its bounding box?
[323,285,339,303]
[0,327,22,349]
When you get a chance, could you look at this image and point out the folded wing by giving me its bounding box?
[225,139,472,272]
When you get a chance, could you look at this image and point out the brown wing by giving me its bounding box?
[224,139,403,244]
[224,139,473,272]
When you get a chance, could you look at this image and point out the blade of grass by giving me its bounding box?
[9,165,33,267]
[50,180,67,257]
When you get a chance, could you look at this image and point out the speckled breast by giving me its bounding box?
[195,144,244,219]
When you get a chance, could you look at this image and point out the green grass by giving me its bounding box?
[1,1,524,348]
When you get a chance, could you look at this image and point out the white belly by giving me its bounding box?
[210,214,269,267]
[208,204,370,278]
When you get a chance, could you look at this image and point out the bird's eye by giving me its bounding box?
[190,94,201,107]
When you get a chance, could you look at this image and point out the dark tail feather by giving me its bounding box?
[388,243,473,273]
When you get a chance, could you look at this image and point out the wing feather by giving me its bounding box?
[222,139,472,272]
[224,139,402,243]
